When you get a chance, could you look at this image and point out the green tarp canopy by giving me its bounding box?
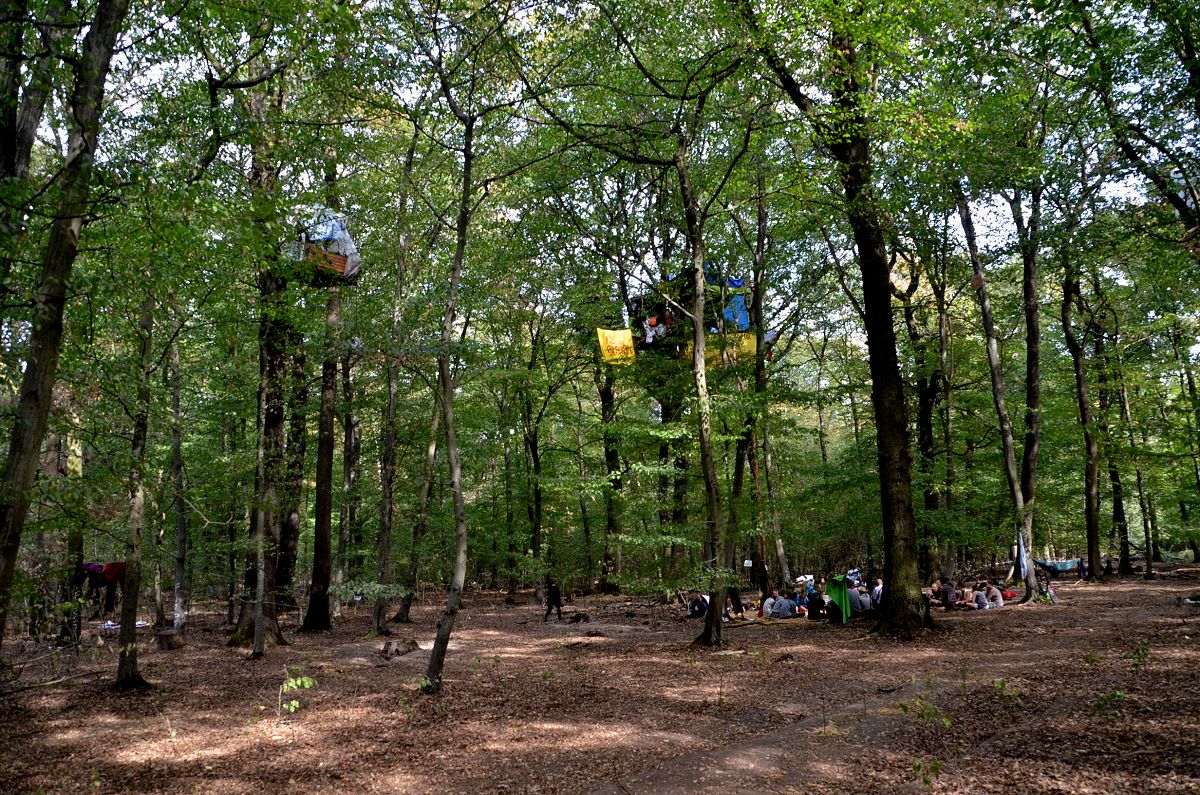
[828,575,851,624]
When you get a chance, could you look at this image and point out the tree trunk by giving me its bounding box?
[735,0,923,633]
[373,350,398,634]
[0,0,132,646]
[230,268,289,650]
[374,130,419,630]
[301,288,340,633]
[394,403,439,624]
[1060,249,1102,581]
[57,431,84,645]
[278,334,308,608]
[116,296,154,691]
[665,148,726,648]
[424,93,476,690]
[339,348,362,588]
[958,190,1042,599]
[1011,187,1044,587]
[170,337,188,633]
[761,422,791,585]
[597,365,622,593]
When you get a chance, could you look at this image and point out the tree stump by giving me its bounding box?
[156,629,183,651]
[379,638,420,659]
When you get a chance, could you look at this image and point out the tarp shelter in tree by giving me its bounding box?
[284,207,362,285]
[627,269,758,364]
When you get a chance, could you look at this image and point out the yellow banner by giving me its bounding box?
[597,328,636,365]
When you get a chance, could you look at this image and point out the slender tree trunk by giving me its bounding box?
[301,288,340,633]
[374,131,419,630]
[374,353,398,634]
[394,403,439,624]
[333,350,358,617]
[665,149,726,648]
[278,335,308,608]
[116,296,154,690]
[597,365,622,593]
[170,338,187,633]
[1011,187,1044,586]
[231,268,289,650]
[57,431,83,645]
[0,0,132,646]
[761,422,791,585]
[958,190,1042,599]
[423,107,476,693]
[1060,249,1102,581]
[1096,346,1132,575]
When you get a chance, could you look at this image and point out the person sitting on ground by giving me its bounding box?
[959,582,988,610]
[770,591,800,619]
[688,593,709,618]
[825,593,843,624]
[871,578,883,609]
[807,591,826,621]
[724,595,744,620]
[939,578,958,610]
[985,580,1005,609]
[762,589,778,618]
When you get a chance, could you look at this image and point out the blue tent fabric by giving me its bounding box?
[723,293,750,331]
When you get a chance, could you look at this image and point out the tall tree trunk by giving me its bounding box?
[57,431,83,645]
[301,288,340,633]
[0,0,132,646]
[1096,339,1133,575]
[1011,186,1044,585]
[116,296,154,690]
[333,350,358,617]
[958,190,1042,599]
[523,404,545,602]
[423,95,476,691]
[278,334,308,608]
[1060,249,1102,580]
[374,351,398,634]
[1120,376,1155,579]
[668,148,727,648]
[761,422,791,585]
[597,365,622,593]
[230,268,289,650]
[736,0,924,633]
[374,130,419,631]
[394,403,440,624]
[170,338,188,633]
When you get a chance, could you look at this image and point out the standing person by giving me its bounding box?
[543,578,563,622]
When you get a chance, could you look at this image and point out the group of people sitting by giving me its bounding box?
[926,578,1011,611]
[687,573,885,625]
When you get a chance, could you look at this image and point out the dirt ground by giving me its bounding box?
[2,570,1198,794]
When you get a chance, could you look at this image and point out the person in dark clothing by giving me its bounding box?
[544,579,563,622]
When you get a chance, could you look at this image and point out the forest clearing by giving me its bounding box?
[2,573,1198,794]
[2,0,1200,790]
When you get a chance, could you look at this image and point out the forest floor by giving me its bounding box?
[1,569,1199,794]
